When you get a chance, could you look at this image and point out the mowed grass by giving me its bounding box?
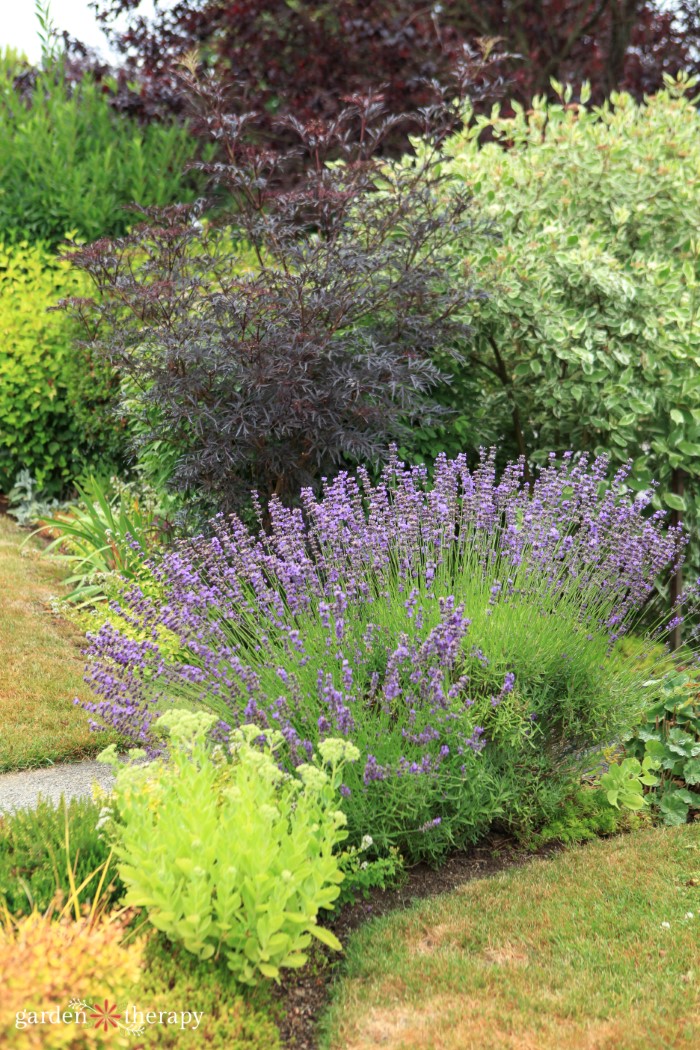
[0,515,115,770]
[323,825,700,1050]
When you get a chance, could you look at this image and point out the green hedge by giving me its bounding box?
[0,240,123,494]
[0,61,200,246]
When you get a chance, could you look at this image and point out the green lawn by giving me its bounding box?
[323,825,700,1050]
[0,515,114,770]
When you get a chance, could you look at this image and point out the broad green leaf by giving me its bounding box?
[258,963,280,979]
[309,925,343,951]
[280,953,309,968]
[662,492,687,513]
[681,758,700,785]
[659,792,690,826]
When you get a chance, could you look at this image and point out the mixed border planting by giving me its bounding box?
[2,3,700,1047]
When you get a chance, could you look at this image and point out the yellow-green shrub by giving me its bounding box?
[0,242,123,494]
[101,714,355,985]
[0,913,141,1048]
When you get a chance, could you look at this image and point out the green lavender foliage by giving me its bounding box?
[82,453,679,863]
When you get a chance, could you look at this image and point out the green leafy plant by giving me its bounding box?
[525,787,640,849]
[135,938,281,1049]
[32,474,175,605]
[6,470,70,527]
[100,711,359,984]
[336,838,406,906]
[83,452,682,863]
[601,755,661,811]
[0,53,201,247]
[0,795,122,918]
[411,74,700,598]
[624,671,700,824]
[34,0,61,67]
[0,240,123,493]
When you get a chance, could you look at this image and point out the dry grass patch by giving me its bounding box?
[343,998,693,1050]
[0,515,114,770]
[324,826,700,1050]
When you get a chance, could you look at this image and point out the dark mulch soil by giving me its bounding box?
[271,833,561,1050]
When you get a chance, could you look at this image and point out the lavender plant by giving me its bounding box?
[81,451,684,861]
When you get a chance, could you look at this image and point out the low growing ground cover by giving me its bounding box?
[322,824,700,1050]
[0,516,113,770]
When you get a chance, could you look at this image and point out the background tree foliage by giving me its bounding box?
[86,0,700,125]
[443,0,700,100]
[65,86,478,513]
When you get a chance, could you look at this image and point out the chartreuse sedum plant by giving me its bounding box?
[99,710,357,985]
[83,451,685,861]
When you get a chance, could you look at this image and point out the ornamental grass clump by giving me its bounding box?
[83,452,684,861]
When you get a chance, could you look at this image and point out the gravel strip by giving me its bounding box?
[0,760,115,813]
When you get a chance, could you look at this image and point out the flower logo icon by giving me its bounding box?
[90,1000,122,1031]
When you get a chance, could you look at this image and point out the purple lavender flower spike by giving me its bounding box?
[79,447,688,833]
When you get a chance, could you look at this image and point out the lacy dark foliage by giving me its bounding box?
[87,0,700,124]
[65,82,480,513]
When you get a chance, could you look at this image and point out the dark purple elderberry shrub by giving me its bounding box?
[64,76,482,516]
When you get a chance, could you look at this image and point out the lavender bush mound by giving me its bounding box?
[83,451,684,860]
